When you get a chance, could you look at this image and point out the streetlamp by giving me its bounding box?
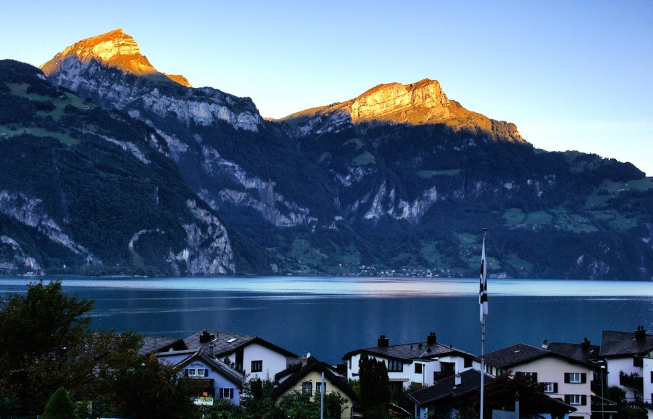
[601,364,606,419]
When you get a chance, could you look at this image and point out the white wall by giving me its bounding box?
[643,357,652,405]
[223,342,290,380]
[607,357,640,400]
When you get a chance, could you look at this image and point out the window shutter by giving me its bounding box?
[564,395,570,404]
[581,395,587,405]
[564,373,570,383]
[553,383,558,393]
[581,373,586,383]
[184,369,188,377]
[219,388,224,398]
[650,371,653,383]
[532,372,538,382]
[205,369,209,377]
[230,388,234,399]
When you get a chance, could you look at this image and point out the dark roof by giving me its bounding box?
[184,330,298,359]
[407,369,493,405]
[170,348,244,389]
[273,356,359,403]
[139,336,188,355]
[547,341,600,367]
[600,330,653,358]
[481,343,549,369]
[343,340,474,363]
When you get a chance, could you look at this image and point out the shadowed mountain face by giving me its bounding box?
[3,30,651,279]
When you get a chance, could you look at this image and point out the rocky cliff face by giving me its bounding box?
[281,78,523,143]
[40,29,260,132]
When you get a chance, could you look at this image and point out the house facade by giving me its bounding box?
[184,330,299,380]
[600,328,653,419]
[342,333,475,389]
[157,348,244,406]
[480,342,596,419]
[408,369,493,419]
[274,356,361,419]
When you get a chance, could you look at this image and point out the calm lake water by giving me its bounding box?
[1,277,652,365]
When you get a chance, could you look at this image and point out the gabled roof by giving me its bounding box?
[600,330,653,358]
[481,343,550,369]
[547,341,600,367]
[407,369,493,405]
[273,356,358,403]
[343,340,474,363]
[139,336,188,355]
[184,330,299,359]
[165,348,244,389]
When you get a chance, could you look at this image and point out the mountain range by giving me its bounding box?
[1,29,652,279]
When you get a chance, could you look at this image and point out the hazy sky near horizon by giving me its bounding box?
[2,1,652,174]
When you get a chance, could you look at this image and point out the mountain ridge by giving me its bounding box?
[2,30,652,279]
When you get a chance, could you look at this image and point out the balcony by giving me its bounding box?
[619,373,643,392]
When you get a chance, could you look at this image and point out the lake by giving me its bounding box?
[1,277,652,365]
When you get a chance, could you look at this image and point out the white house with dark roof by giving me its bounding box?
[600,327,653,418]
[157,347,244,406]
[184,330,299,380]
[342,333,475,389]
[479,341,597,419]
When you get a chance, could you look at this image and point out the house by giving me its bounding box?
[184,330,299,379]
[600,327,653,418]
[139,336,188,355]
[274,355,362,418]
[157,347,244,406]
[407,368,493,419]
[480,341,597,419]
[342,333,475,389]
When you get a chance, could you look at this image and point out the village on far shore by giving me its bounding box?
[143,326,653,419]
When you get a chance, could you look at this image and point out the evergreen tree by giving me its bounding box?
[42,387,79,419]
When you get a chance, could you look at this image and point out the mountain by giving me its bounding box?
[0,59,273,276]
[3,29,651,279]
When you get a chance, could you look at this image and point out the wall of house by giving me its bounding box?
[222,342,290,379]
[643,357,652,406]
[510,357,592,419]
[180,359,241,405]
[280,370,355,419]
[607,357,640,401]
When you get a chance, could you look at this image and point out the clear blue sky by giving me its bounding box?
[2,0,652,175]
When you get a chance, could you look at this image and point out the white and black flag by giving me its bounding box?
[479,231,488,323]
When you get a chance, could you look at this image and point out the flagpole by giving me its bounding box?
[480,228,488,419]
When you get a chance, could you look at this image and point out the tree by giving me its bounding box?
[0,280,94,415]
[42,387,79,419]
[358,352,391,418]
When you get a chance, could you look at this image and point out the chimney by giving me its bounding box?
[199,330,215,344]
[581,337,590,351]
[302,354,308,367]
[378,335,389,347]
[542,339,548,349]
[454,373,461,386]
[635,326,646,340]
[209,342,215,357]
[427,332,437,345]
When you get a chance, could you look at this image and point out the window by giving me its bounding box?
[220,388,233,399]
[188,368,197,376]
[564,373,586,384]
[565,395,586,406]
[302,382,312,396]
[251,360,263,372]
[516,371,538,382]
[388,359,403,372]
[634,357,643,368]
[543,382,558,393]
[316,382,326,393]
[415,363,423,374]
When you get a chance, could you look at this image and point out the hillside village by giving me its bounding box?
[142,326,653,419]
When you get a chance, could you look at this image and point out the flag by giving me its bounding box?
[479,231,488,323]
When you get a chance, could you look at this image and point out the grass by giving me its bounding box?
[524,211,553,227]
[418,169,461,178]
[503,208,526,225]
[8,83,94,120]
[352,152,375,166]
[0,126,79,146]
[344,138,364,150]
[586,178,653,209]
[318,152,331,163]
